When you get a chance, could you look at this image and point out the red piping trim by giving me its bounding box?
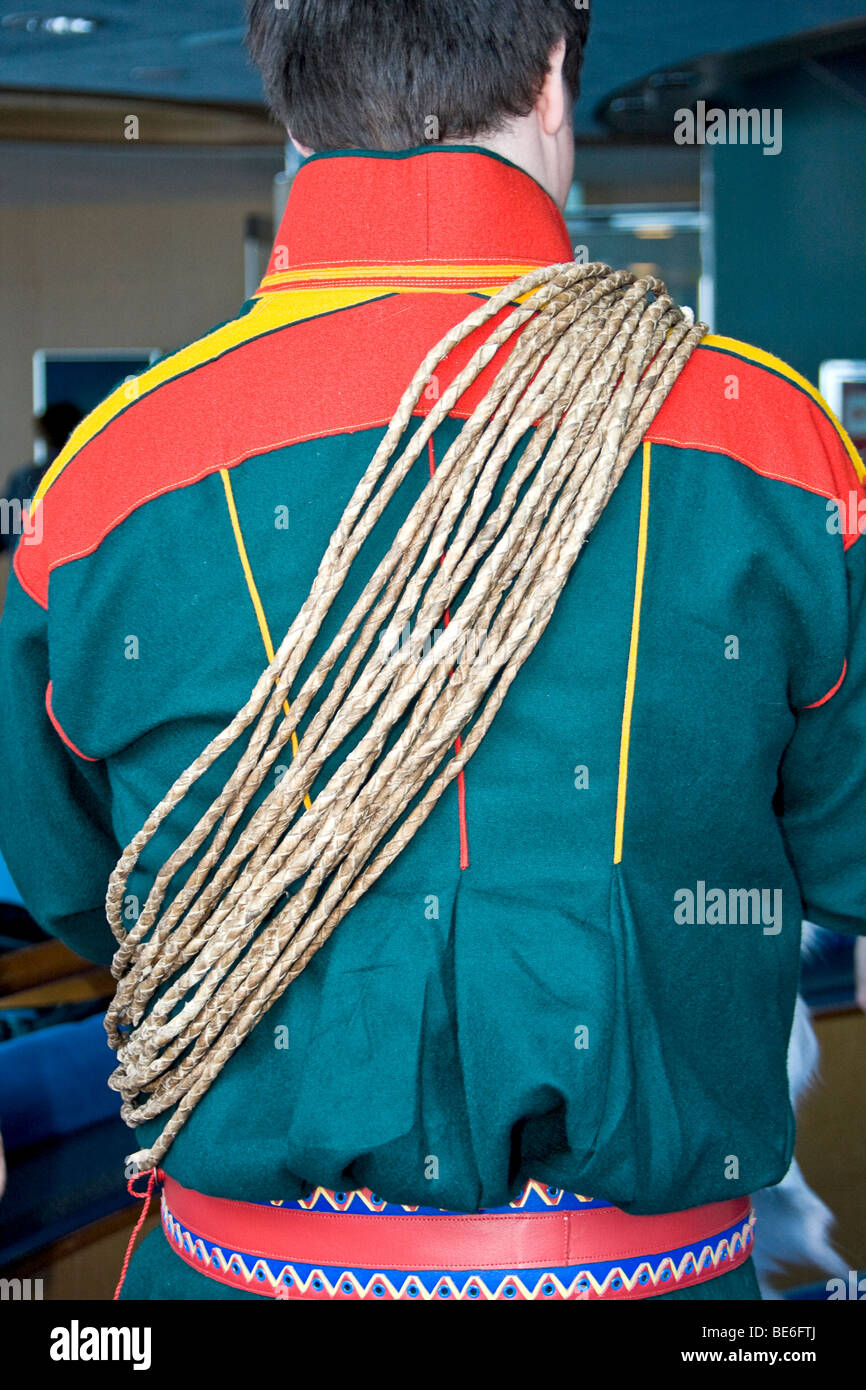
[45,680,99,761]
[802,658,847,710]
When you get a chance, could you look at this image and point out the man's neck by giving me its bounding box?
[458,121,572,212]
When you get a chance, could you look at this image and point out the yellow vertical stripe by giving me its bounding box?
[613,441,652,865]
[219,469,311,810]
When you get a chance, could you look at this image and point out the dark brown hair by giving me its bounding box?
[245,0,590,151]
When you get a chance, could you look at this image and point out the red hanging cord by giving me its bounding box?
[113,1167,159,1301]
[428,438,470,870]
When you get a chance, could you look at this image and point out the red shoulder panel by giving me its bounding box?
[645,340,865,531]
[14,292,522,609]
[22,321,863,613]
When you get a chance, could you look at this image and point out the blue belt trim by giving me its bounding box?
[262,1181,609,1215]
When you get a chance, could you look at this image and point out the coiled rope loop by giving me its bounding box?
[104,261,706,1170]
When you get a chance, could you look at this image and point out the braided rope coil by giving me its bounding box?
[104,261,706,1170]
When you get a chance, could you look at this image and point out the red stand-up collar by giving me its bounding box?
[259,145,573,292]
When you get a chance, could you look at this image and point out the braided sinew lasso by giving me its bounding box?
[104,261,707,1170]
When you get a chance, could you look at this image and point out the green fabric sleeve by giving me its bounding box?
[0,570,120,966]
[779,535,866,937]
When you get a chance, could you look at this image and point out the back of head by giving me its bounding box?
[245,0,590,150]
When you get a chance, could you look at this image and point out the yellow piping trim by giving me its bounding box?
[255,282,536,302]
[258,261,540,288]
[29,286,398,514]
[613,441,652,866]
[32,269,542,515]
[702,334,865,482]
[219,469,311,811]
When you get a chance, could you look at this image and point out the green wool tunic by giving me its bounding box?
[0,147,864,1300]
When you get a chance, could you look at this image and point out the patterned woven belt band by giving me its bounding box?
[159,1174,755,1301]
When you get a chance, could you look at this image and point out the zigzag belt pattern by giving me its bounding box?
[160,1177,755,1301]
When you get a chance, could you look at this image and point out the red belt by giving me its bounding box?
[159,1173,754,1300]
